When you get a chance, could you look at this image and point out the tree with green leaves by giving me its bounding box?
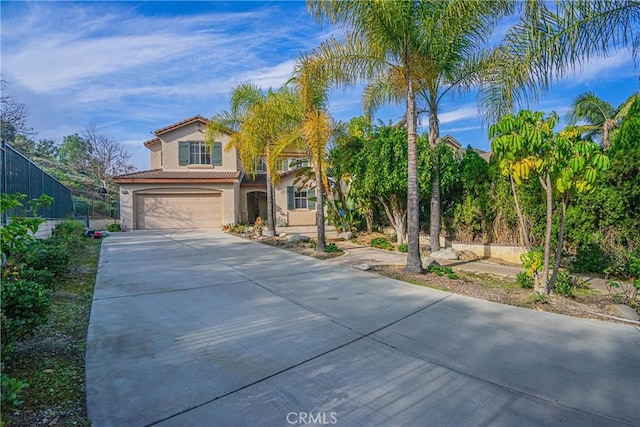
[491,110,610,294]
[307,0,513,272]
[567,91,639,150]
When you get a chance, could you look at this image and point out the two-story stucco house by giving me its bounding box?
[114,115,317,230]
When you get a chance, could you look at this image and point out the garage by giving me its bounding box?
[135,193,222,229]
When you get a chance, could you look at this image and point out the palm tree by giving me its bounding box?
[290,54,335,252]
[481,1,640,124]
[306,0,513,272]
[206,84,301,237]
[567,91,639,150]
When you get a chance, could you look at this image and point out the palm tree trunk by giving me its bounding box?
[549,193,569,291]
[510,173,531,248]
[429,104,441,252]
[265,170,276,237]
[314,160,326,252]
[405,67,422,273]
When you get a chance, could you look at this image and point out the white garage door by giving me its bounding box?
[135,194,222,229]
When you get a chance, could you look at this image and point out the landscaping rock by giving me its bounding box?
[458,250,479,262]
[605,304,640,321]
[560,255,576,269]
[287,234,310,243]
[354,263,371,271]
[422,258,440,270]
[420,244,431,253]
[430,248,459,260]
[278,233,287,237]
[338,231,353,240]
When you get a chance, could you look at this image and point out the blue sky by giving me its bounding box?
[1,1,638,171]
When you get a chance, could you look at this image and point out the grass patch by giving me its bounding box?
[3,238,101,426]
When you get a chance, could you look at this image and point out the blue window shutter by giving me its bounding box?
[287,186,294,210]
[308,187,316,210]
[179,142,189,165]
[212,142,222,165]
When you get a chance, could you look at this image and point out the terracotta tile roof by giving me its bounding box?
[154,115,209,136]
[241,173,267,186]
[143,137,161,147]
[113,169,240,183]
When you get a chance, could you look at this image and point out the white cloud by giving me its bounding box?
[564,51,634,86]
[438,105,479,124]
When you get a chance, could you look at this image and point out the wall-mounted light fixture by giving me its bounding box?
[121,189,129,195]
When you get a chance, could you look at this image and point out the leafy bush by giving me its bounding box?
[51,220,86,254]
[24,240,71,279]
[323,243,342,253]
[427,265,458,279]
[18,267,56,289]
[573,242,611,274]
[1,368,28,411]
[397,243,408,253]
[516,272,534,289]
[371,237,393,250]
[554,270,574,298]
[0,193,52,260]
[107,223,121,232]
[1,279,51,346]
[527,293,548,304]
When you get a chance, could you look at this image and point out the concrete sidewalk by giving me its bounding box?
[86,230,639,426]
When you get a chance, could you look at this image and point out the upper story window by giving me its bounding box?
[190,141,210,165]
[179,141,222,166]
[256,158,266,173]
[276,158,289,172]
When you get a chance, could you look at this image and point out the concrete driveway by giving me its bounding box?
[86,230,639,427]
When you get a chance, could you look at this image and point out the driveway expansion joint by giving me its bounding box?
[143,289,453,426]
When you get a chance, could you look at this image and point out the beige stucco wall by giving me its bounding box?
[157,122,237,171]
[274,173,316,226]
[118,183,238,230]
[149,142,162,169]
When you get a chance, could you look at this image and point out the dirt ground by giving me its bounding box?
[240,233,639,325]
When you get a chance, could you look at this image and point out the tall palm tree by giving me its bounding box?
[206,84,301,236]
[481,0,640,124]
[290,54,335,252]
[306,0,513,272]
[567,91,639,149]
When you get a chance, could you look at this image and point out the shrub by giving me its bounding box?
[24,240,71,279]
[516,272,534,289]
[554,270,574,298]
[107,223,121,232]
[1,368,28,411]
[51,220,86,254]
[0,193,52,260]
[397,243,408,253]
[371,237,393,250]
[323,243,342,253]
[19,267,56,290]
[1,279,51,346]
[573,242,611,274]
[527,293,548,304]
[427,265,458,279]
